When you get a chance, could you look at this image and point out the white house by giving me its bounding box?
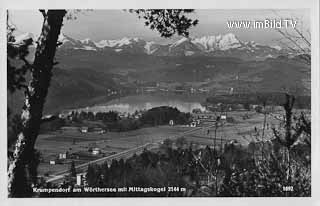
[220,115,227,120]
[76,174,83,186]
[81,127,89,133]
[229,87,234,95]
[59,153,67,159]
[190,121,197,127]
[92,148,100,155]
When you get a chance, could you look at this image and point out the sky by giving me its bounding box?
[8,9,310,45]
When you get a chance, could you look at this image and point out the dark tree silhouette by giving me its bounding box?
[272,94,303,148]
[8,10,67,197]
[130,9,198,38]
[70,161,76,178]
[271,93,309,184]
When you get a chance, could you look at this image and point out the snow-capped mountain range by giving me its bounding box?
[15,32,285,60]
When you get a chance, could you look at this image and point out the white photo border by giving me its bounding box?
[0,0,319,206]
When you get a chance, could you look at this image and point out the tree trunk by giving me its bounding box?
[8,10,66,197]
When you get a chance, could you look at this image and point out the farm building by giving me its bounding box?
[80,127,89,133]
[249,104,260,110]
[92,148,101,155]
[190,121,197,127]
[59,153,67,159]
[220,115,227,120]
[76,173,87,186]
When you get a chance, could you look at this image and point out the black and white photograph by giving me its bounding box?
[2,0,319,202]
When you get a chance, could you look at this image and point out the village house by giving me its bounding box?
[249,104,260,110]
[59,153,67,159]
[76,173,85,186]
[92,147,101,155]
[190,121,197,127]
[80,127,89,133]
[220,114,227,120]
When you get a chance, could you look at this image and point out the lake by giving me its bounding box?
[74,94,207,114]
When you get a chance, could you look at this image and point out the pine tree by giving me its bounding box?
[86,164,99,186]
[70,161,76,178]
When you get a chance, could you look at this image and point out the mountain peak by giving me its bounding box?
[218,33,241,50]
[192,33,241,51]
[54,33,283,59]
[95,37,145,48]
[223,32,237,38]
[80,38,93,44]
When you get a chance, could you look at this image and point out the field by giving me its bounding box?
[36,108,306,177]
[183,110,281,146]
[36,125,190,176]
